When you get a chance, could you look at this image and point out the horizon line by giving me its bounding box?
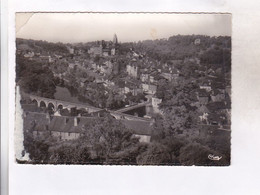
[16,34,231,45]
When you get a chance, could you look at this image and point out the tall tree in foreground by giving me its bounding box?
[81,114,141,164]
[48,114,142,164]
[158,78,199,137]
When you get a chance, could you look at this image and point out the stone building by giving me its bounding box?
[126,64,138,78]
[88,34,119,57]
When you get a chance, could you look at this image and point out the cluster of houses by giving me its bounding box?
[23,106,152,143]
[91,60,115,75]
[88,34,119,57]
[18,35,177,115]
[84,45,168,106]
[23,110,102,141]
[120,47,231,130]
[196,77,231,128]
[124,55,183,98]
[18,35,231,144]
[20,50,55,63]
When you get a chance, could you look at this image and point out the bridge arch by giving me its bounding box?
[40,101,46,108]
[31,99,38,106]
[26,94,103,114]
[57,104,63,110]
[48,102,55,110]
[47,102,55,114]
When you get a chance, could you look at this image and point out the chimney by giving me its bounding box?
[74,117,78,126]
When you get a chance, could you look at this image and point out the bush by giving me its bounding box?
[137,143,175,165]
[178,142,229,166]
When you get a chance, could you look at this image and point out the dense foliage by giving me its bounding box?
[24,115,144,164]
[130,35,231,63]
[16,55,57,98]
[16,38,69,54]
[23,113,230,166]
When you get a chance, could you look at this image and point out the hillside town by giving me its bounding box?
[16,34,231,165]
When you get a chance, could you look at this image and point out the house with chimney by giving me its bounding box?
[23,112,97,141]
[23,110,154,143]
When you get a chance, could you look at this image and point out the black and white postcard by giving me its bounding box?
[15,13,231,166]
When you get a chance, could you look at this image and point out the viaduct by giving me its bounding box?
[23,93,153,122]
[24,93,103,113]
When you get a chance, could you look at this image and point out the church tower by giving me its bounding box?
[111,34,119,56]
[113,34,118,45]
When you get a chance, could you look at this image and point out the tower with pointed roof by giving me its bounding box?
[111,34,119,55]
[113,34,118,45]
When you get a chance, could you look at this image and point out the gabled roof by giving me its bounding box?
[49,116,67,132]
[24,112,96,134]
[49,116,95,133]
[121,119,152,136]
[64,117,93,133]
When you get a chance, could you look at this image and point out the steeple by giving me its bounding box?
[113,34,118,44]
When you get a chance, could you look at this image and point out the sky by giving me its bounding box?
[16,13,231,43]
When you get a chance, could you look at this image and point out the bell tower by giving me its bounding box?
[113,34,118,45]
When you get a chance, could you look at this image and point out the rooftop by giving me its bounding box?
[120,119,152,136]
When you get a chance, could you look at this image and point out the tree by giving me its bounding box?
[23,114,142,165]
[81,114,140,164]
[16,56,56,98]
[48,143,91,164]
[155,79,169,100]
[157,78,199,136]
[136,143,174,165]
[178,142,228,166]
[23,130,55,164]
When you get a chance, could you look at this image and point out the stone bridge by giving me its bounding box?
[110,111,153,122]
[24,93,103,113]
[23,93,153,122]
[115,102,151,113]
